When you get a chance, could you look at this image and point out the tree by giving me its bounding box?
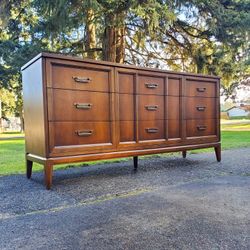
[0,0,249,124]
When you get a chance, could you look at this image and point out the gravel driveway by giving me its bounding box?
[0,148,250,250]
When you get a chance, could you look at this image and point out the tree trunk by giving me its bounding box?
[102,12,126,63]
[115,27,125,63]
[115,13,126,63]
[20,114,24,132]
[103,13,117,62]
[17,106,24,132]
[85,8,97,59]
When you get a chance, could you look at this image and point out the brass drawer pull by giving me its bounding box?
[196,87,206,92]
[146,128,158,133]
[72,76,92,83]
[145,105,158,111]
[197,125,207,131]
[145,83,158,89]
[74,103,93,109]
[196,106,206,111]
[75,130,93,136]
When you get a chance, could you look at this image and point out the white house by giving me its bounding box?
[226,105,250,118]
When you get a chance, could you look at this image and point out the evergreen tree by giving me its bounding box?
[0,0,249,125]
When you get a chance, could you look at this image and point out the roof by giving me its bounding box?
[241,105,250,111]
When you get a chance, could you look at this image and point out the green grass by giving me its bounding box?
[0,130,250,176]
[188,131,250,154]
[0,139,28,175]
[221,131,250,148]
[0,139,129,175]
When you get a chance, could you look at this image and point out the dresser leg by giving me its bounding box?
[182,151,187,158]
[214,144,221,162]
[133,156,138,170]
[26,159,33,179]
[44,163,53,190]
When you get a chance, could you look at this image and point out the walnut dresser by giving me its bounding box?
[21,52,221,189]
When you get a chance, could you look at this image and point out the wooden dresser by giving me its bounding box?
[22,53,221,189]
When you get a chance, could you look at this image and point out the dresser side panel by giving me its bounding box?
[22,58,47,157]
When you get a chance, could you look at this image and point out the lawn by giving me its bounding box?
[0,127,250,176]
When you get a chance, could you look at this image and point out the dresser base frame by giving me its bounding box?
[26,142,221,190]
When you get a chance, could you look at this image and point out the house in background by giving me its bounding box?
[0,117,21,132]
[226,104,250,119]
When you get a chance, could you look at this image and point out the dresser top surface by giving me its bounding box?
[21,52,220,80]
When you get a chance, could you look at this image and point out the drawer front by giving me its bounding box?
[48,89,110,121]
[49,63,110,92]
[186,119,216,137]
[139,120,164,141]
[185,79,216,97]
[49,121,111,147]
[138,95,164,120]
[138,75,164,95]
[185,97,216,119]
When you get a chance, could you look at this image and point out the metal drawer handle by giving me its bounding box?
[72,76,92,83]
[75,130,93,136]
[196,87,206,92]
[197,125,207,131]
[145,83,158,89]
[74,103,93,109]
[145,105,158,111]
[146,128,158,133]
[196,106,206,111]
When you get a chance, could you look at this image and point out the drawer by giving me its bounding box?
[49,63,110,92]
[185,97,216,119]
[138,75,164,95]
[138,95,164,120]
[49,121,111,146]
[139,120,164,141]
[47,89,110,121]
[186,119,216,137]
[185,79,216,97]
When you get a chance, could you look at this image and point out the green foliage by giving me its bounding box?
[0,88,16,118]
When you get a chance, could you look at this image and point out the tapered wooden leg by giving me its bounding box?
[26,159,33,179]
[44,163,53,190]
[182,151,187,158]
[214,144,221,162]
[133,156,138,170]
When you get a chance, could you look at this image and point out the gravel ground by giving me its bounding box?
[0,148,250,250]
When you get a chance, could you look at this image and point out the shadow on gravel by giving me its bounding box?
[32,156,200,185]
